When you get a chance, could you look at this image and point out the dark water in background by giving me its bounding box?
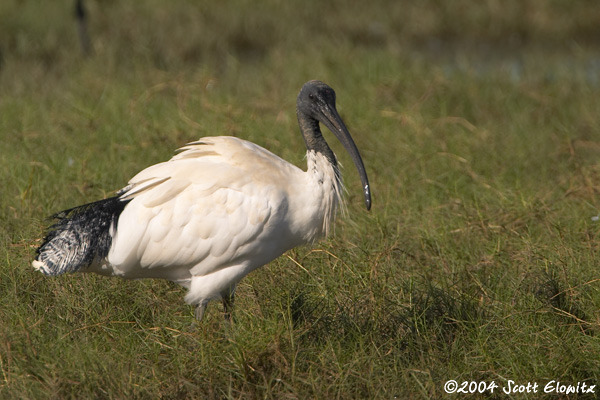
[405,39,600,86]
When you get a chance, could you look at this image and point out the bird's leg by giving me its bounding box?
[221,287,236,322]
[194,303,207,322]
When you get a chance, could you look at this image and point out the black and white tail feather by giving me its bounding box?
[33,196,130,276]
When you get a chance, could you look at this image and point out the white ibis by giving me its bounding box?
[32,80,371,321]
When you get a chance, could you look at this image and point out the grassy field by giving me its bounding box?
[1,1,600,398]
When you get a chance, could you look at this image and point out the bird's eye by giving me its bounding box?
[308,93,315,100]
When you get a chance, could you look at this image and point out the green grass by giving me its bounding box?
[2,0,600,398]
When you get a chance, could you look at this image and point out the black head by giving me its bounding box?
[297,80,337,120]
[296,80,371,210]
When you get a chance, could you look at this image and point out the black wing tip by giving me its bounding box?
[33,195,130,276]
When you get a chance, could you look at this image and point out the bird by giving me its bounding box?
[74,0,92,56]
[32,80,371,321]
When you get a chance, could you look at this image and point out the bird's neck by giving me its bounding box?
[297,113,337,168]
[297,111,345,239]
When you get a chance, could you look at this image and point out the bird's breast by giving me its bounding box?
[285,150,343,243]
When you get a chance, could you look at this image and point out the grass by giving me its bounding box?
[1,0,600,398]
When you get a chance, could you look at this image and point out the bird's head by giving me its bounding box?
[297,80,371,210]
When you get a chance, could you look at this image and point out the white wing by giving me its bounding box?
[104,137,306,282]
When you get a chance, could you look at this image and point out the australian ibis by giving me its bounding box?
[32,80,371,321]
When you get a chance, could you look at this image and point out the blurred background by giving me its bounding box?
[2,1,600,90]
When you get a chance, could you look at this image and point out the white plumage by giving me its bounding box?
[105,137,340,305]
[33,81,371,321]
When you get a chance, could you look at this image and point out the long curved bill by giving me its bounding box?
[319,104,372,210]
